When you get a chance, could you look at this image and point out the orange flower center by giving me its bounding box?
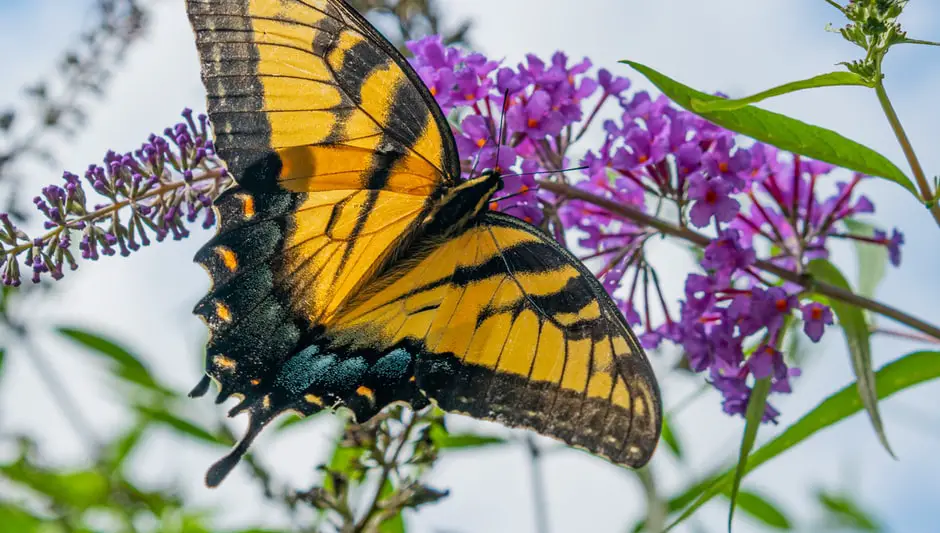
[775,298,789,312]
[810,307,823,320]
[489,202,499,211]
[719,161,730,173]
[527,118,539,128]
[476,138,486,148]
[465,93,476,101]
[430,87,438,96]
[705,190,718,204]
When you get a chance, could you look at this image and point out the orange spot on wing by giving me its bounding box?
[215,302,232,322]
[356,385,375,402]
[213,355,236,370]
[240,194,256,219]
[305,394,324,407]
[216,247,238,272]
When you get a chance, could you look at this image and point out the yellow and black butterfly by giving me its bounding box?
[186,0,662,487]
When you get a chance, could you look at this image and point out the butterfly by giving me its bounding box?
[185,0,662,487]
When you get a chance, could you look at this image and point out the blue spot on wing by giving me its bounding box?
[372,348,413,383]
[275,345,335,395]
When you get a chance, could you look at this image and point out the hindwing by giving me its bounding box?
[328,213,662,467]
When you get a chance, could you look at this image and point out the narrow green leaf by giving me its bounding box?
[842,219,888,299]
[728,377,772,532]
[0,349,5,381]
[661,415,684,459]
[726,490,792,530]
[428,424,506,450]
[691,72,872,112]
[664,350,940,531]
[815,489,881,531]
[0,463,110,511]
[807,259,893,457]
[103,422,149,473]
[136,405,225,445]
[620,61,919,198]
[899,37,940,47]
[58,327,174,396]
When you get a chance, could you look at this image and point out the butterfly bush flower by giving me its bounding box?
[5,38,908,423]
[406,37,906,421]
[0,109,232,285]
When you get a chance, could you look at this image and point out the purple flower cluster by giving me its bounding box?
[408,36,628,230]
[0,109,231,286]
[407,37,905,421]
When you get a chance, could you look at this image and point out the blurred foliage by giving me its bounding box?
[349,0,471,51]
[0,0,147,217]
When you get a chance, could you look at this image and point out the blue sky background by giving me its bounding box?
[1,1,938,532]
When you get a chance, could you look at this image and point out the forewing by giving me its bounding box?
[186,0,459,192]
[187,0,464,398]
[329,213,663,467]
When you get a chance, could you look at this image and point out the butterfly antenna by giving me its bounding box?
[467,146,484,180]
[501,165,589,180]
[490,188,535,204]
[493,89,511,173]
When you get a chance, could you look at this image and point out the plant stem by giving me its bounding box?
[354,412,421,533]
[873,81,940,226]
[538,180,940,341]
[16,329,101,451]
[635,467,666,533]
[526,435,550,533]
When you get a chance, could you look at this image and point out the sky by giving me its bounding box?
[1,1,939,532]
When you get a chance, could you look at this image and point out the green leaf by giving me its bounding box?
[691,72,872,112]
[428,424,506,450]
[377,480,407,533]
[0,503,46,533]
[58,327,174,396]
[807,259,893,457]
[726,490,792,530]
[322,434,366,493]
[102,422,149,473]
[664,350,940,531]
[620,61,919,198]
[842,219,888,299]
[815,489,881,531]
[728,377,772,532]
[729,491,791,530]
[0,349,5,381]
[136,405,225,445]
[661,415,684,459]
[1,462,110,511]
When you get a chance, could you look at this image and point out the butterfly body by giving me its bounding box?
[187,0,661,487]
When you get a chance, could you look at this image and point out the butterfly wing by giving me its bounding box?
[187,0,460,402]
[329,212,662,467]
